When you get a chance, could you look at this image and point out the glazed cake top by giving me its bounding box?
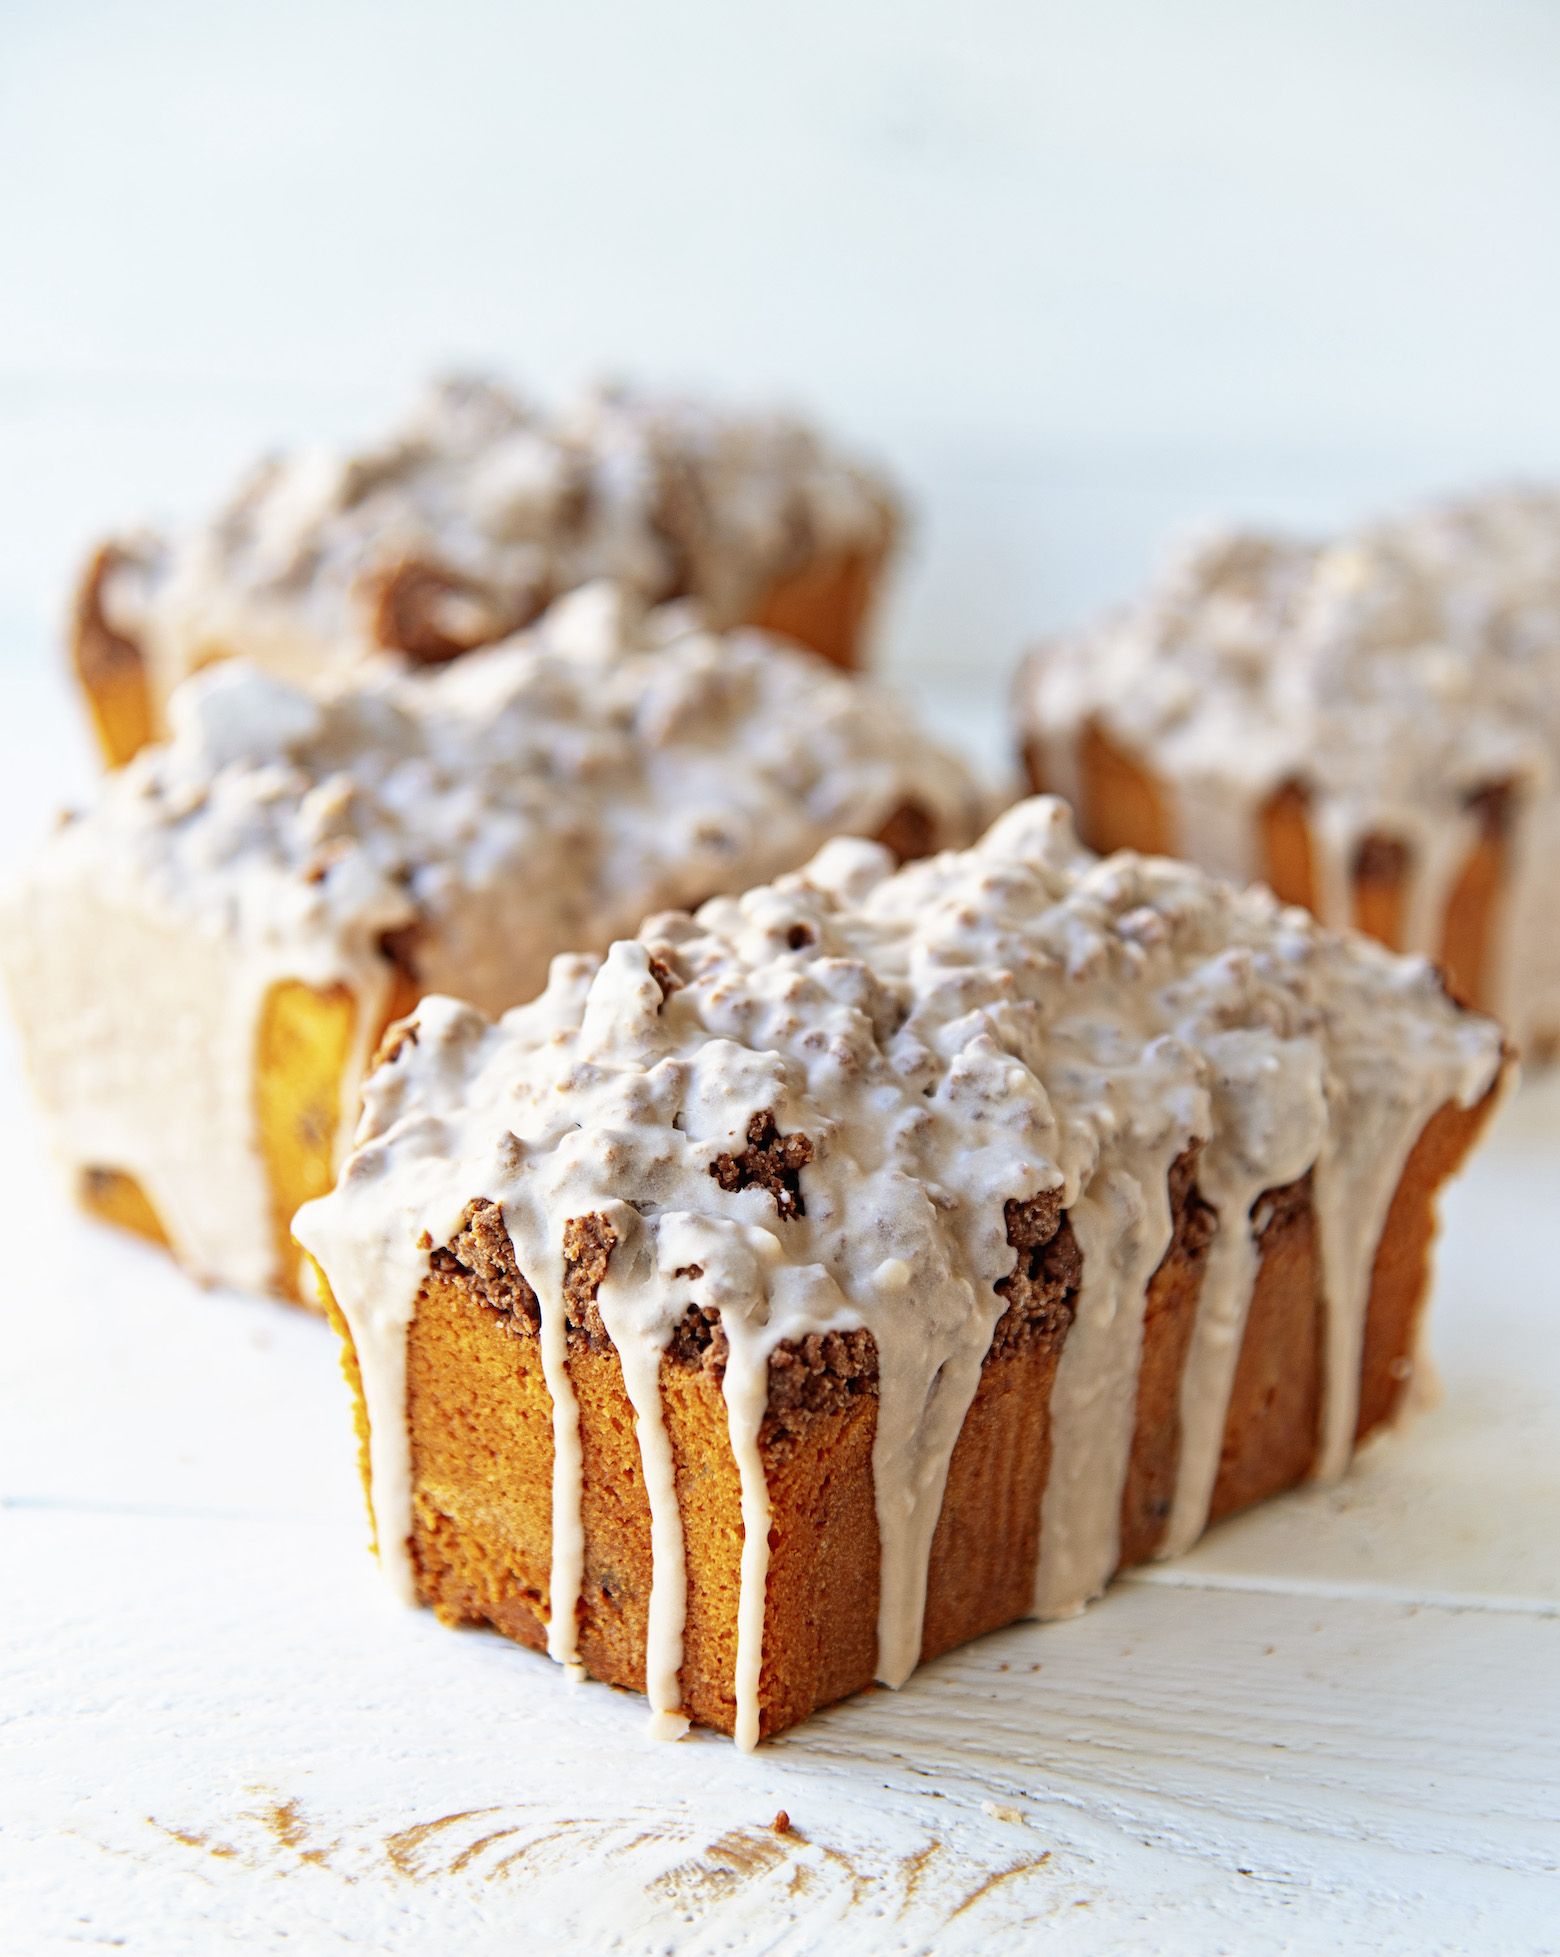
[99,374,899,700]
[295,796,1503,1744]
[34,581,987,1013]
[1020,488,1560,822]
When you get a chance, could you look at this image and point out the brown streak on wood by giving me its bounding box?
[486,1838,555,1880]
[648,1828,799,1905]
[151,1820,239,1861]
[946,1853,1053,1920]
[383,1808,506,1879]
[813,1842,872,1909]
[702,1827,791,1879]
[259,1798,309,1851]
[597,1827,664,1866]
[446,1828,528,1875]
[255,1797,340,1872]
[897,1839,944,1903]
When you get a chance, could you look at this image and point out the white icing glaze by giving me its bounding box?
[1017,491,1560,1053]
[1161,1029,1328,1557]
[1033,1160,1174,1618]
[2,585,986,1294]
[98,375,899,732]
[292,799,1501,1746]
[595,1208,688,1725]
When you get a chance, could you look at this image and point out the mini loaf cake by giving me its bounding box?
[3,582,984,1300]
[74,375,901,766]
[1016,490,1560,1056]
[294,797,1506,1747]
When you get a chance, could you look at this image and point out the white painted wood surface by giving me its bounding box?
[2,673,1557,1952]
[5,8,1560,1939]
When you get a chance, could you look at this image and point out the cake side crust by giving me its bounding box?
[71,545,155,768]
[918,1192,1080,1662]
[1354,1067,1506,1442]
[402,1203,884,1737]
[746,544,885,672]
[1208,1175,1324,1523]
[376,1070,1492,1736]
[1117,1148,1219,1567]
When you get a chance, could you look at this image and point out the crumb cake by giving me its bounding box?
[74,376,901,766]
[293,797,1506,1746]
[2,582,984,1300]
[1016,490,1560,1056]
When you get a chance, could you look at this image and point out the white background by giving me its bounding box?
[6,0,1560,701]
[2,6,1559,1951]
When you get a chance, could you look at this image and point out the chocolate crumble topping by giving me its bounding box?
[710,1111,813,1219]
[426,1180,1079,1445]
[561,1211,618,1348]
[665,1298,880,1459]
[665,1302,730,1378]
[1251,1176,1312,1243]
[428,1197,540,1329]
[989,1186,1082,1362]
[1167,1145,1218,1261]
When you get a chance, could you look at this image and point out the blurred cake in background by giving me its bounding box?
[72,375,902,766]
[4,582,984,1300]
[1016,489,1560,1056]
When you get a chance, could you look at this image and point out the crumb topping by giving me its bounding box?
[709,1111,814,1220]
[1022,490,1560,816]
[99,374,900,712]
[30,580,987,1019]
[429,1196,540,1330]
[1018,488,1560,1048]
[296,795,1502,1736]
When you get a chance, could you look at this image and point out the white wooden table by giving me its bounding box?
[2,670,1557,1956]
